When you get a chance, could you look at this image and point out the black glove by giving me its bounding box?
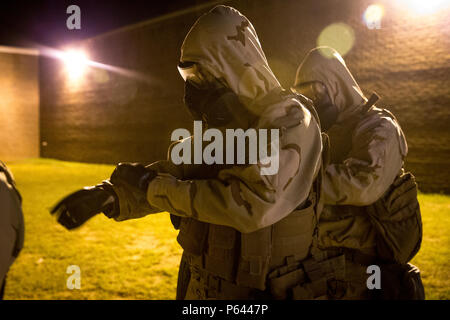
[110,163,157,192]
[50,183,117,230]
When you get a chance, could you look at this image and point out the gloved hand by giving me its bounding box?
[50,183,117,230]
[110,162,157,192]
[105,162,160,221]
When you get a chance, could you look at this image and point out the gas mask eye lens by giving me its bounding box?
[313,82,327,94]
[292,81,328,106]
[178,61,208,89]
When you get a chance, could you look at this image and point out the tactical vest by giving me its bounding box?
[173,179,319,291]
[170,93,330,294]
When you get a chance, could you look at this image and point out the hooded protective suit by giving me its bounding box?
[294,47,413,299]
[295,46,409,251]
[110,6,324,299]
[114,6,322,232]
[295,47,408,207]
[0,161,24,299]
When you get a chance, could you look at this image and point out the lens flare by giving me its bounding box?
[317,23,355,57]
[364,4,384,29]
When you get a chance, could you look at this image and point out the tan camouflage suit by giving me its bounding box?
[294,47,410,299]
[110,6,323,299]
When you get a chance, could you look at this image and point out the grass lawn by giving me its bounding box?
[3,158,449,300]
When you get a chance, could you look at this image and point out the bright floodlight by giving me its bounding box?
[63,49,88,81]
[364,4,384,29]
[398,0,448,15]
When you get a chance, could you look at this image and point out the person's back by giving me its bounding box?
[0,161,24,299]
[292,47,423,299]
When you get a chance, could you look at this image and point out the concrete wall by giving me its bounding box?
[0,46,40,161]
[39,0,450,192]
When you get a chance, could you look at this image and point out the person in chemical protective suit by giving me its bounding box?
[0,161,25,300]
[51,6,344,300]
[291,46,424,299]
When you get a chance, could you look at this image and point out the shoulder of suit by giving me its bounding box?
[355,106,400,132]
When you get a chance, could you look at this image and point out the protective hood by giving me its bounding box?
[180,5,281,115]
[294,47,366,123]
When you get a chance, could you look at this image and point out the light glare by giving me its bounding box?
[398,0,448,15]
[364,4,384,29]
[63,49,88,81]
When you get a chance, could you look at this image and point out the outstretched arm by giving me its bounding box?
[145,122,322,233]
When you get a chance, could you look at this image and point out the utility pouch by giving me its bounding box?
[177,218,209,256]
[267,253,346,300]
[271,197,316,261]
[204,224,238,281]
[371,263,425,300]
[299,253,346,300]
[366,170,422,264]
[236,227,272,290]
[268,257,306,299]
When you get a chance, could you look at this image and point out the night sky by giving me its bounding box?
[0,0,217,47]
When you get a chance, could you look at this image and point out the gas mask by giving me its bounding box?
[183,80,238,127]
[291,81,338,131]
[178,61,243,128]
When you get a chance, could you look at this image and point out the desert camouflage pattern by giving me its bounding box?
[112,6,322,235]
[295,47,410,298]
[110,6,322,233]
[295,46,407,208]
